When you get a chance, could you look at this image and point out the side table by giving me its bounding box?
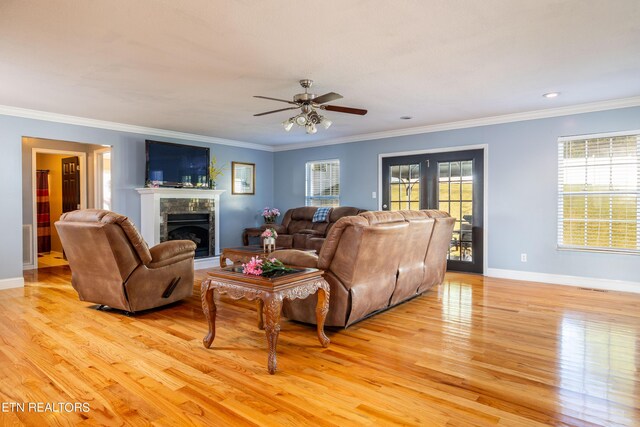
[201,266,330,374]
[242,227,264,246]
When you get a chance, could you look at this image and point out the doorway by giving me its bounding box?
[381,147,486,274]
[32,149,87,269]
[23,137,113,271]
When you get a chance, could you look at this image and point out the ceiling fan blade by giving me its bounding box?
[254,95,298,105]
[322,105,368,115]
[312,92,343,104]
[253,107,299,117]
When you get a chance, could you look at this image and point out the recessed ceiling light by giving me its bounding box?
[543,92,560,98]
[400,116,413,120]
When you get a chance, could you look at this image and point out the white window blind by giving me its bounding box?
[305,160,340,207]
[558,132,640,254]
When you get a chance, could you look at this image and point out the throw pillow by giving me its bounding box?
[312,207,332,223]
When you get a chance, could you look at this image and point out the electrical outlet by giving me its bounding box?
[520,253,527,262]
[372,192,377,199]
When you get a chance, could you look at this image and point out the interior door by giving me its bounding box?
[382,149,484,273]
[62,156,80,213]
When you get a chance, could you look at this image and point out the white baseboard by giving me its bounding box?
[486,268,640,293]
[194,256,220,271]
[0,277,25,290]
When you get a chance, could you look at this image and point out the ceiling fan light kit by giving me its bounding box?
[254,79,367,134]
[282,118,294,132]
[295,114,307,126]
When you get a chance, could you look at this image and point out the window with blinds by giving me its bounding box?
[305,160,340,207]
[558,132,640,254]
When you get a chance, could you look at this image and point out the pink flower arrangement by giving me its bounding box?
[261,228,278,239]
[242,256,264,276]
[241,256,293,278]
[261,207,280,223]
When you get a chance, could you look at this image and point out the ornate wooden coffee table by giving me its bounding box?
[201,266,330,374]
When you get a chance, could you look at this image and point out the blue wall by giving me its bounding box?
[3,106,639,284]
[2,114,273,281]
[274,106,640,283]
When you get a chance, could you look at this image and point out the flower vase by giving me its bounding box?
[264,217,275,224]
[263,237,276,254]
[209,180,217,190]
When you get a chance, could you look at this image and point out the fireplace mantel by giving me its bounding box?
[135,188,225,258]
[136,187,225,199]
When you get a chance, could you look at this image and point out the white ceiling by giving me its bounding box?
[1,0,639,147]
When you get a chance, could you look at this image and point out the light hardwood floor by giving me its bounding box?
[1,266,638,426]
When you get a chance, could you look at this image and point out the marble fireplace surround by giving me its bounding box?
[136,188,225,267]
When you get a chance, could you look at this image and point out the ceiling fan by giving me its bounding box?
[254,79,367,134]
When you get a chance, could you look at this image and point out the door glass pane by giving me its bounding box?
[389,163,420,211]
[438,160,474,262]
[450,161,461,178]
[461,160,472,178]
[450,182,461,200]
[439,182,449,200]
[462,183,473,200]
[450,202,461,221]
[449,240,460,260]
[462,202,473,217]
[439,162,450,178]
[460,242,473,261]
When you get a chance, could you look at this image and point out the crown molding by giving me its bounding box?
[3,96,639,154]
[272,96,640,152]
[0,104,273,152]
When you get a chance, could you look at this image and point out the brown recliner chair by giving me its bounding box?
[271,210,455,327]
[55,209,196,313]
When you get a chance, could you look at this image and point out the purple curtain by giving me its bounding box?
[36,170,51,253]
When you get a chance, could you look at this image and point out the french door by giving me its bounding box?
[381,149,484,273]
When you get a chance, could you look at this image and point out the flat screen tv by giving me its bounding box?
[145,140,210,187]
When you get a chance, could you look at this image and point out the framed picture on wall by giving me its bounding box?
[231,161,255,195]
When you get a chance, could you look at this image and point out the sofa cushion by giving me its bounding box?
[292,233,311,249]
[276,234,293,248]
[290,207,318,221]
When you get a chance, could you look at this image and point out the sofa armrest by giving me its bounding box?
[270,249,319,269]
[148,240,196,268]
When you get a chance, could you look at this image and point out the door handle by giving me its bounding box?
[382,204,388,210]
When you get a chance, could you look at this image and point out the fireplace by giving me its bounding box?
[136,188,224,265]
[167,213,211,258]
[159,198,216,259]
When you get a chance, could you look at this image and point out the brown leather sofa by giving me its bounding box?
[271,210,455,327]
[269,206,366,252]
[55,209,196,313]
